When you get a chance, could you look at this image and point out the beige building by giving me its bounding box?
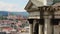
[25,0,60,34]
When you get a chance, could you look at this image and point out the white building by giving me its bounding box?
[25,0,60,34]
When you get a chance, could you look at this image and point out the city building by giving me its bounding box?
[25,0,60,34]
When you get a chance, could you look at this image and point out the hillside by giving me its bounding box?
[0,11,8,16]
[0,11,29,17]
[9,12,29,17]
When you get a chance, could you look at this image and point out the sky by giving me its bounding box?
[0,0,29,12]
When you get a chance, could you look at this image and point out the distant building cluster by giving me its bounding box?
[0,11,29,33]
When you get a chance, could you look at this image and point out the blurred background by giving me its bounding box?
[0,0,29,34]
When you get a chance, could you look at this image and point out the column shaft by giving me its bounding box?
[28,19,34,34]
[39,24,43,34]
[39,19,44,34]
[29,24,33,34]
[44,19,52,34]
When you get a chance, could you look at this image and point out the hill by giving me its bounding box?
[0,11,29,17]
[0,11,8,16]
[9,12,29,17]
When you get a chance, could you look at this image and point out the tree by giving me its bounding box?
[0,16,3,20]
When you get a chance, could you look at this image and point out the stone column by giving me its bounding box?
[39,19,44,34]
[39,24,43,34]
[44,15,52,34]
[39,7,44,34]
[28,19,34,34]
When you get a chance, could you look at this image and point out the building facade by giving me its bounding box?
[25,0,60,34]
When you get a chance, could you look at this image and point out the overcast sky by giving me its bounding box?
[0,0,29,12]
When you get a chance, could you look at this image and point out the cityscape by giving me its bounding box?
[0,11,29,34]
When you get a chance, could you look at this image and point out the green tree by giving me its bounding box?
[0,16,3,20]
